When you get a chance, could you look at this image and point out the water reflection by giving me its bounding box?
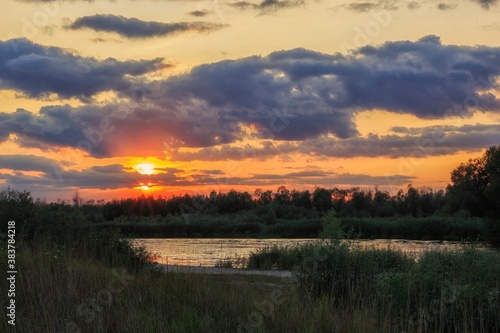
[132,238,477,267]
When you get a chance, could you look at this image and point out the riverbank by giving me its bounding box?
[158,264,293,277]
[4,237,499,333]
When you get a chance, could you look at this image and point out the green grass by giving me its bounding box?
[4,240,498,332]
[2,231,498,332]
[247,240,500,333]
[1,205,498,332]
[0,240,409,333]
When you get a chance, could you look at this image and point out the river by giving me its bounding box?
[131,238,474,267]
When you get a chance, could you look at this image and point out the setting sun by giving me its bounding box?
[138,182,152,191]
[136,163,155,175]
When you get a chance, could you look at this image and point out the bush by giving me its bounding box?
[340,216,489,240]
[0,187,35,237]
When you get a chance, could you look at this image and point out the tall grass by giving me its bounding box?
[0,237,431,333]
[1,201,498,332]
[0,233,375,332]
[247,237,500,332]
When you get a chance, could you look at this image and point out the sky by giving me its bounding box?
[0,0,499,202]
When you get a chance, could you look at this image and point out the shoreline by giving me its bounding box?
[156,264,293,278]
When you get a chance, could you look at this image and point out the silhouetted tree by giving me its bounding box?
[312,187,333,212]
[290,189,312,209]
[446,146,500,217]
[0,187,34,236]
[273,186,291,205]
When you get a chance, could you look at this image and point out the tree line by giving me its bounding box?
[79,146,500,224]
[1,146,499,242]
[96,185,448,221]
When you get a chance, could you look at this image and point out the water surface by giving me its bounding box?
[132,238,473,267]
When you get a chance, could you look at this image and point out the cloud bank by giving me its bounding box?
[188,10,213,17]
[229,0,304,12]
[69,14,226,39]
[0,155,414,190]
[0,36,499,160]
[0,39,166,99]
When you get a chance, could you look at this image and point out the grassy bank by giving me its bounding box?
[247,240,500,332]
[1,191,497,332]
[1,211,498,333]
[6,239,499,333]
[0,238,397,332]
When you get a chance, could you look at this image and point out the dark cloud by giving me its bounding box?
[229,0,303,11]
[343,0,495,11]
[1,37,499,159]
[167,123,500,161]
[307,123,500,158]
[258,0,303,10]
[389,123,500,136]
[89,37,123,43]
[0,106,116,157]
[188,10,213,17]
[345,2,381,12]
[187,169,225,175]
[251,170,333,179]
[347,37,500,116]
[69,14,226,39]
[437,3,457,10]
[0,39,166,99]
[0,157,200,190]
[14,0,497,10]
[15,0,91,2]
[294,124,500,158]
[471,0,498,9]
[326,173,414,186]
[341,0,399,12]
[228,172,415,186]
[0,155,62,178]
[407,1,421,9]
[53,165,186,189]
[151,36,500,143]
[0,154,413,191]
[229,1,256,8]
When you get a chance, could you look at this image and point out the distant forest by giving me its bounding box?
[1,146,499,242]
[83,185,448,221]
[44,146,500,221]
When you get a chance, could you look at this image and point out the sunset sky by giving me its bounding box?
[0,0,499,201]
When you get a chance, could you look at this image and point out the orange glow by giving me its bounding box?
[137,182,153,191]
[136,163,155,175]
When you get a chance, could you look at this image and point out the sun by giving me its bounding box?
[136,163,155,175]
[138,182,152,191]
